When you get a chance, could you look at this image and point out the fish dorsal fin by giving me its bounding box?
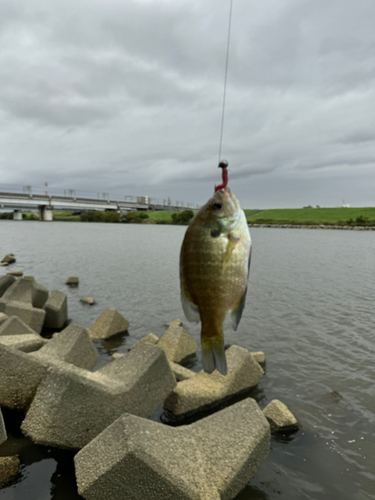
[181,286,200,323]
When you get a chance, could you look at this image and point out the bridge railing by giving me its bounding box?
[0,185,200,210]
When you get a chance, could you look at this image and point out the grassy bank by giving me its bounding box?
[245,207,375,226]
[2,207,375,226]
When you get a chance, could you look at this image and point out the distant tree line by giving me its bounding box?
[79,209,194,225]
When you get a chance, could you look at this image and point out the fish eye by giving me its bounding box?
[213,203,222,210]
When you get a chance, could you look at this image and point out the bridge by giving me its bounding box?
[0,187,199,221]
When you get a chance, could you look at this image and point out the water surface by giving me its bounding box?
[0,221,374,499]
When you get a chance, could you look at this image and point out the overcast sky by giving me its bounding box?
[0,0,374,208]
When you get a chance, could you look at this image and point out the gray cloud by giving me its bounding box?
[0,0,375,208]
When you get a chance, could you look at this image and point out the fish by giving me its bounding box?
[179,185,251,375]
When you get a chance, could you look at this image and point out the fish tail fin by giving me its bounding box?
[201,327,227,375]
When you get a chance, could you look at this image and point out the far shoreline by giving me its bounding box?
[248,223,375,231]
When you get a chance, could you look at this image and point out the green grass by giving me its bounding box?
[145,210,177,222]
[137,210,197,223]
[246,207,375,226]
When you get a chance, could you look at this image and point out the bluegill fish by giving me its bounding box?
[180,185,251,375]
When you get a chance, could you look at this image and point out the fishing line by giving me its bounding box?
[218,0,234,164]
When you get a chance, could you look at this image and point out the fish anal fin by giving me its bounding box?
[230,287,248,331]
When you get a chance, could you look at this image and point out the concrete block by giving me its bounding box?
[130,332,159,350]
[166,318,182,327]
[0,300,46,334]
[251,351,266,366]
[0,344,51,409]
[32,282,49,309]
[0,456,20,484]
[75,398,270,500]
[157,324,197,363]
[0,313,9,326]
[169,361,196,382]
[164,345,264,416]
[43,290,68,329]
[36,325,98,370]
[0,408,6,445]
[88,307,129,339]
[0,327,97,410]
[0,316,36,336]
[22,344,176,450]
[1,254,15,264]
[80,297,95,305]
[66,276,79,285]
[2,278,33,304]
[7,271,23,277]
[0,316,47,353]
[0,334,47,353]
[262,399,299,432]
[0,275,16,298]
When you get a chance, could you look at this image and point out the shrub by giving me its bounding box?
[80,211,120,223]
[0,212,13,219]
[355,216,368,225]
[171,210,194,225]
[121,212,149,223]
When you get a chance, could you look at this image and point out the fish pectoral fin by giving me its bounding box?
[223,234,240,270]
[181,288,200,324]
[230,287,248,331]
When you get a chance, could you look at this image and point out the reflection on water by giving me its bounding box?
[0,409,82,500]
[0,222,374,499]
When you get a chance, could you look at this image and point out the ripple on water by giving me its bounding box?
[0,222,374,499]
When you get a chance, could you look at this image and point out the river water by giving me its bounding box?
[0,221,374,499]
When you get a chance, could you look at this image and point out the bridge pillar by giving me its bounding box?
[38,205,53,221]
[13,210,22,221]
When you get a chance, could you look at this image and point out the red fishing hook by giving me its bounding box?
[215,160,229,192]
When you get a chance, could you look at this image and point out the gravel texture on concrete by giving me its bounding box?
[88,307,129,339]
[169,361,196,382]
[75,398,270,500]
[43,290,68,329]
[130,332,159,350]
[0,326,97,410]
[262,399,299,432]
[31,282,49,309]
[0,456,20,484]
[0,334,48,353]
[0,300,46,334]
[0,316,36,336]
[157,324,197,363]
[2,278,33,304]
[35,325,98,371]
[22,344,176,450]
[164,345,264,416]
